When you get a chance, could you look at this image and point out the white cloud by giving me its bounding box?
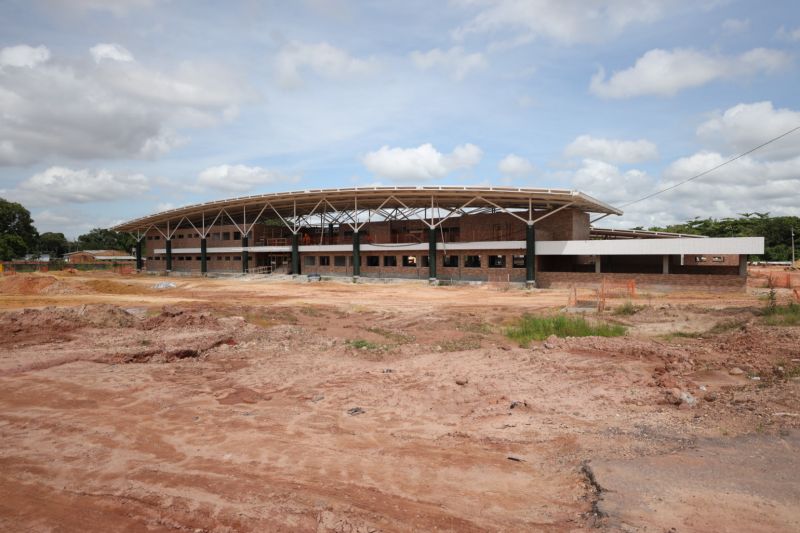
[0,45,251,165]
[564,135,658,164]
[776,26,800,42]
[275,41,378,89]
[90,43,134,63]
[197,164,300,192]
[45,0,156,16]
[721,18,749,33]
[580,150,800,228]
[155,202,177,212]
[0,44,50,68]
[13,166,150,206]
[590,47,791,98]
[410,46,487,80]
[498,154,535,176]
[571,159,654,206]
[452,0,706,46]
[696,101,800,160]
[362,143,483,181]
[644,151,800,220]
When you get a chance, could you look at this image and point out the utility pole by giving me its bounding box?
[792,227,796,267]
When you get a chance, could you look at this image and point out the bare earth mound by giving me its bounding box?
[0,273,798,532]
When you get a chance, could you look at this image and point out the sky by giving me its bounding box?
[0,0,799,238]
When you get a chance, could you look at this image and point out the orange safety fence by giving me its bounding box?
[597,278,636,313]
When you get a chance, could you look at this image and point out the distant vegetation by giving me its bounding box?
[0,197,133,260]
[506,314,625,346]
[647,213,799,262]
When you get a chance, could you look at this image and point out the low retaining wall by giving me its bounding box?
[536,271,746,292]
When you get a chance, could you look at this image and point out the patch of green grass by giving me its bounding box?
[299,306,324,317]
[347,339,380,350]
[661,330,704,340]
[762,302,800,326]
[505,313,626,347]
[707,318,748,334]
[437,335,482,352]
[456,321,493,334]
[365,327,415,344]
[612,301,644,316]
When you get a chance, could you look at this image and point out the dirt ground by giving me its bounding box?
[0,271,798,532]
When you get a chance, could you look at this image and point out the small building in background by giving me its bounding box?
[64,250,136,264]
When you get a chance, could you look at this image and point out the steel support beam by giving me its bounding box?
[200,238,207,275]
[291,233,300,275]
[428,226,437,281]
[165,239,172,272]
[135,240,143,271]
[352,230,360,278]
[242,235,249,274]
[526,224,536,287]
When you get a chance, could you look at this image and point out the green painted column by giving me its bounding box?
[200,238,207,275]
[291,233,300,275]
[428,227,437,281]
[352,230,360,277]
[526,224,536,287]
[241,235,249,273]
[165,239,172,272]
[135,240,143,271]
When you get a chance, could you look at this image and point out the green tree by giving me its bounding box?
[37,232,70,256]
[0,234,28,261]
[76,228,135,252]
[0,197,38,249]
[650,213,800,261]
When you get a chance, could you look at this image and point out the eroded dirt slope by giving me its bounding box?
[0,273,798,532]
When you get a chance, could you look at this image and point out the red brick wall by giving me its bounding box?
[351,208,590,244]
[304,250,528,282]
[536,271,746,292]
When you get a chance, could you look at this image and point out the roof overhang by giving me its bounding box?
[537,237,764,256]
[111,186,622,232]
[590,227,707,239]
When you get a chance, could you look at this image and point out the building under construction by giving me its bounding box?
[112,186,764,290]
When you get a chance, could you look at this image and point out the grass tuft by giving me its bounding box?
[613,301,643,316]
[762,302,800,326]
[347,339,379,350]
[505,314,625,347]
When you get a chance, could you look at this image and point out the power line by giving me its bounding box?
[617,124,800,210]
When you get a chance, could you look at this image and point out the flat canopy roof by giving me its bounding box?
[112,186,622,232]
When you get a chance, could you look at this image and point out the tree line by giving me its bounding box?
[0,197,134,261]
[647,212,799,261]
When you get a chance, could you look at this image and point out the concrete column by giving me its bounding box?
[739,254,747,276]
[662,254,669,275]
[165,239,172,272]
[428,226,437,281]
[595,255,601,274]
[200,238,207,275]
[135,240,143,271]
[352,230,360,278]
[291,233,300,275]
[525,223,536,287]
[241,235,249,273]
